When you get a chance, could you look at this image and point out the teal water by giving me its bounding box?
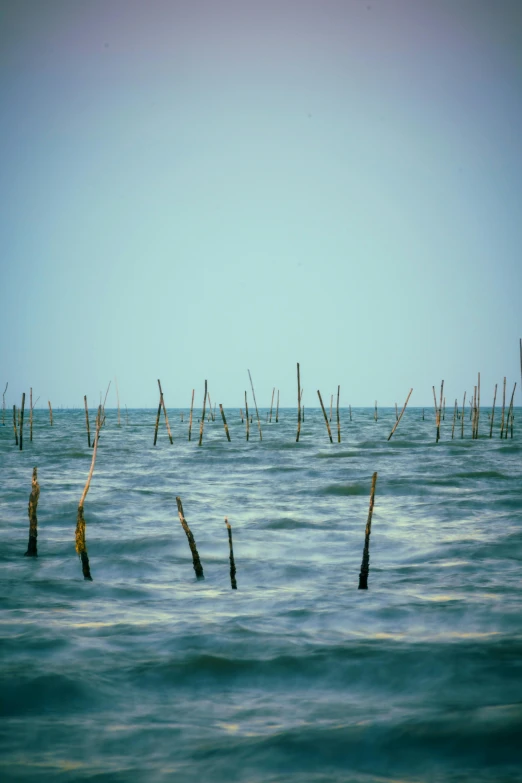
[1,407,522,782]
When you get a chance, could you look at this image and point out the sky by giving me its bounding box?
[1,0,521,410]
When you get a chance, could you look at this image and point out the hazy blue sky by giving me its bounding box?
[1,0,521,409]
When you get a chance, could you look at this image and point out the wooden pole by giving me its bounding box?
[158,379,173,444]
[387,388,413,441]
[296,363,302,442]
[374,401,378,421]
[225,517,237,589]
[19,392,25,451]
[244,392,250,441]
[506,382,517,439]
[461,392,466,438]
[432,385,440,443]
[198,381,207,446]
[153,398,162,446]
[75,405,104,580]
[358,472,378,590]
[500,377,507,438]
[13,405,18,445]
[317,390,333,443]
[247,369,262,441]
[219,404,231,441]
[275,390,280,423]
[471,385,477,439]
[329,394,333,422]
[2,382,6,425]
[489,384,497,438]
[24,467,40,557]
[84,395,91,448]
[48,400,53,426]
[188,389,195,441]
[269,387,275,423]
[175,496,204,579]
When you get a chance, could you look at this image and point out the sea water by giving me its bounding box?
[1,407,521,782]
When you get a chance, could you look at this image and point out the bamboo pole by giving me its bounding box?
[461,392,466,438]
[451,399,457,439]
[269,387,275,422]
[158,379,173,444]
[48,400,53,426]
[317,390,333,443]
[329,394,333,422]
[374,401,378,421]
[358,472,378,590]
[275,390,280,423]
[176,496,204,579]
[225,517,237,589]
[2,382,6,425]
[506,382,517,439]
[244,392,250,441]
[336,385,341,443]
[471,385,477,439]
[75,405,104,580]
[84,395,91,448]
[247,369,262,441]
[13,405,18,445]
[296,363,302,442]
[219,404,231,441]
[188,389,195,441]
[500,377,506,438]
[153,398,162,446]
[432,385,441,443]
[387,388,413,441]
[489,384,497,438]
[24,467,40,557]
[442,397,446,421]
[198,380,207,446]
[19,392,25,451]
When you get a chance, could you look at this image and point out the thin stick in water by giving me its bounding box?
[500,377,506,438]
[489,384,497,438]
[461,391,466,438]
[24,466,40,557]
[219,404,231,441]
[2,382,7,425]
[244,392,250,441]
[198,381,208,446]
[387,388,413,441]
[358,472,378,590]
[19,392,25,451]
[296,363,302,442]
[13,405,18,445]
[48,400,53,426]
[188,389,195,441]
[176,496,204,579]
[84,395,91,448]
[269,387,275,423]
[247,369,262,441]
[451,398,458,439]
[75,405,104,580]
[317,390,333,443]
[158,379,173,444]
[225,517,237,589]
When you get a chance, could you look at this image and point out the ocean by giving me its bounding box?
[1,406,521,782]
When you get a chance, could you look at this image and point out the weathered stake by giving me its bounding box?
[461,391,466,438]
[198,381,207,446]
[158,379,173,444]
[275,390,280,423]
[176,496,204,579]
[244,392,250,441]
[75,405,104,580]
[387,388,413,441]
[19,393,25,451]
[317,390,333,443]
[358,472,378,590]
[296,363,302,442]
[84,395,91,448]
[489,384,497,438]
[219,404,231,441]
[500,377,507,438]
[269,388,275,423]
[248,369,262,441]
[24,466,40,557]
[225,517,237,589]
[48,400,53,426]
[188,389,195,441]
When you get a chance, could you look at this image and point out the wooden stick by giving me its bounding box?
[84,395,91,448]
[219,404,231,441]
[75,405,103,580]
[158,379,173,444]
[387,388,413,441]
[489,383,497,438]
[24,467,40,557]
[29,388,33,442]
[374,401,378,421]
[461,391,466,438]
[432,385,440,443]
[188,389,195,441]
[358,472,378,590]
[336,385,341,443]
[2,382,6,425]
[296,363,302,442]
[225,517,237,589]
[349,404,352,422]
[198,380,207,446]
[248,369,262,441]
[329,394,333,422]
[269,387,275,422]
[13,405,18,445]
[275,389,279,423]
[442,397,446,421]
[317,390,333,443]
[500,377,506,438]
[471,385,477,439]
[506,382,517,439]
[19,392,25,451]
[244,392,250,441]
[153,398,162,446]
[176,496,204,579]
[48,400,53,426]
